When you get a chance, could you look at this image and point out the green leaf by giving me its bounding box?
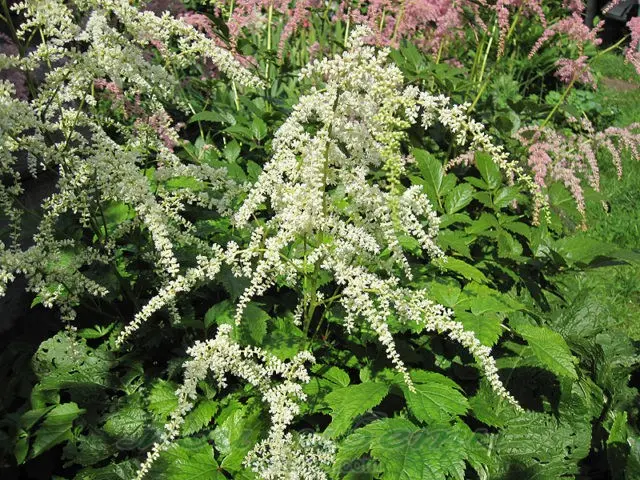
[63,433,117,467]
[493,186,520,209]
[148,380,179,419]
[102,202,134,226]
[458,283,523,315]
[240,302,269,345]
[204,301,234,330]
[396,371,469,424]
[313,365,351,387]
[553,235,640,266]
[103,401,148,444]
[32,333,113,391]
[455,311,504,346]
[324,382,389,438]
[445,183,474,214]
[213,404,266,472]
[369,418,470,480]
[512,323,578,380]
[437,231,472,258]
[607,411,628,445]
[434,257,488,284]
[76,460,138,480]
[497,230,523,259]
[334,420,389,477]
[32,403,85,458]
[160,438,225,480]
[246,160,262,181]
[165,176,205,191]
[182,400,218,436]
[262,318,307,360]
[14,432,29,464]
[491,411,591,479]
[189,111,235,125]
[475,152,502,190]
[223,140,241,162]
[251,117,267,140]
[413,148,444,204]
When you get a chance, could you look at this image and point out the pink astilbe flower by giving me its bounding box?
[180,12,216,38]
[278,0,322,57]
[136,110,182,152]
[333,0,481,54]
[555,55,596,88]
[563,0,585,14]
[495,0,546,57]
[599,124,640,178]
[625,16,640,75]
[530,12,602,58]
[94,78,125,104]
[516,122,640,228]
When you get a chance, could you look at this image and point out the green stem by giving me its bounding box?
[343,12,351,47]
[265,2,273,78]
[467,78,490,113]
[541,36,627,129]
[477,22,495,85]
[391,0,408,44]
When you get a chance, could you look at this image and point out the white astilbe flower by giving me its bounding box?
[0,0,260,318]
[228,26,523,403]
[135,325,333,480]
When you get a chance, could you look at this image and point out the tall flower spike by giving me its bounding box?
[231,25,524,404]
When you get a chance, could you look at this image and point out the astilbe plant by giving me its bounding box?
[0,0,261,320]
[114,26,544,478]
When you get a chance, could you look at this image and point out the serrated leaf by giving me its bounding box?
[148,380,178,418]
[433,257,488,284]
[251,117,267,140]
[223,140,241,162]
[493,186,520,208]
[413,148,444,204]
[314,365,350,387]
[334,418,396,477]
[189,110,235,125]
[182,400,218,436]
[445,183,474,214]
[369,418,470,480]
[158,438,225,480]
[497,230,524,259]
[397,371,469,423]
[75,460,138,480]
[240,302,269,345]
[63,433,117,467]
[455,311,503,347]
[475,152,501,190]
[205,301,234,330]
[512,323,578,380]
[103,402,148,444]
[491,411,590,479]
[324,382,389,438]
[32,403,85,458]
[263,322,307,360]
[212,403,266,472]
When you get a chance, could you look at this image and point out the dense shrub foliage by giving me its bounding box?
[1,0,639,479]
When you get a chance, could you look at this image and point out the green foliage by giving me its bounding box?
[1,1,639,479]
